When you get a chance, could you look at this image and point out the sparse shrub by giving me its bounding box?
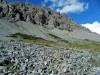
[49,34,61,39]
[61,40,69,43]
[85,39,89,41]
[9,33,45,40]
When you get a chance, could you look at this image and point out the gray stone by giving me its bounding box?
[0,0,89,32]
[53,69,58,74]
[0,42,100,75]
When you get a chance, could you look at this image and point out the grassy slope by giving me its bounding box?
[9,33,61,48]
[9,33,100,52]
[6,33,100,67]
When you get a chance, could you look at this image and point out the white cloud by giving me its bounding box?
[57,3,88,13]
[44,0,57,3]
[82,21,100,34]
[43,0,88,13]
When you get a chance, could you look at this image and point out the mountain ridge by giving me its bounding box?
[0,0,89,32]
[0,0,100,43]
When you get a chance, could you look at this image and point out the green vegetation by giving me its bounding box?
[9,33,100,51]
[49,34,61,39]
[10,33,45,40]
[88,58,100,67]
[49,33,100,51]
[9,33,61,48]
[49,33,69,43]
[64,40,100,52]
[4,64,18,73]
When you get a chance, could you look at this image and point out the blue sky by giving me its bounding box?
[68,0,100,24]
[7,0,100,23]
[7,0,100,34]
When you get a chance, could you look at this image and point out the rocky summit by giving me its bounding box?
[0,0,88,31]
[0,0,100,75]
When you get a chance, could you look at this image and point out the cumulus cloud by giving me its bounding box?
[43,0,88,13]
[82,21,100,34]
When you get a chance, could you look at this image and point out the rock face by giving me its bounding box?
[0,42,100,75]
[1,0,100,42]
[0,0,89,31]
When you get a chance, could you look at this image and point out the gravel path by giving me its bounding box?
[0,42,100,75]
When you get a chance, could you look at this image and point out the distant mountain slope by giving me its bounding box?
[0,0,89,31]
[0,0,100,43]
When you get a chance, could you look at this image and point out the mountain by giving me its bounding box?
[0,0,100,48]
[0,1,100,75]
[0,0,86,31]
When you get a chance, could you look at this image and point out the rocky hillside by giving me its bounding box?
[0,42,100,75]
[0,0,100,43]
[0,1,100,75]
[0,0,89,32]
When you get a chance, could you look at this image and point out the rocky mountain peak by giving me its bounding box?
[0,1,89,32]
[0,0,4,2]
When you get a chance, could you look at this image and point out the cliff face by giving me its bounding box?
[0,0,100,42]
[0,0,89,32]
